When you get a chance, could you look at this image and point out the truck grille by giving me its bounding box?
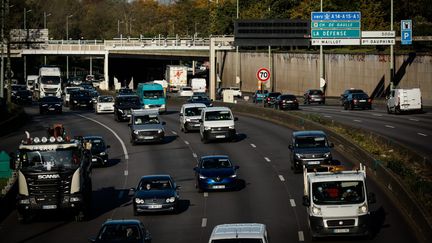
[26,174,71,196]
[144,198,166,204]
[44,88,58,93]
[327,219,355,227]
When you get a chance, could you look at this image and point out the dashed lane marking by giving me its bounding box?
[204,192,208,198]
[185,141,190,145]
[410,118,419,122]
[250,143,257,148]
[278,175,285,182]
[201,218,207,227]
[324,115,332,118]
[353,119,362,123]
[290,199,296,207]
[417,133,428,137]
[193,153,198,158]
[172,131,177,135]
[385,125,395,129]
[298,231,304,241]
[264,157,271,162]
[124,170,128,176]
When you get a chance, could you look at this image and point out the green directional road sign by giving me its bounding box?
[311,21,360,29]
[312,29,360,38]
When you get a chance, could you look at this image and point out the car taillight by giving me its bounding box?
[294,99,298,103]
[267,98,270,101]
[368,98,372,103]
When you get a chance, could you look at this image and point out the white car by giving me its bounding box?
[179,103,206,132]
[94,95,115,114]
[228,87,242,97]
[179,86,194,97]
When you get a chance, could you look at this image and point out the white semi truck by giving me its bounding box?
[34,66,62,100]
[165,65,187,93]
[302,164,376,239]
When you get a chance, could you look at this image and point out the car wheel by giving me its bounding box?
[343,103,348,110]
[386,106,391,114]
[350,103,354,110]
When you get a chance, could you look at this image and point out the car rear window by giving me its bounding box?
[211,239,263,243]
[310,90,323,95]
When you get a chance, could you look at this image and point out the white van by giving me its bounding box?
[179,103,206,132]
[387,88,422,114]
[208,223,269,243]
[191,78,207,93]
[199,106,238,143]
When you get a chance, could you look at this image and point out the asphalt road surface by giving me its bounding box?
[0,104,418,243]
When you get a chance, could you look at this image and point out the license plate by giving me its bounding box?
[148,205,162,209]
[194,124,200,127]
[334,228,349,233]
[308,161,321,165]
[216,135,225,138]
[43,205,57,209]
[49,108,55,110]
[144,136,154,139]
[92,158,97,162]
[212,185,225,189]
[360,100,366,102]
[287,101,293,103]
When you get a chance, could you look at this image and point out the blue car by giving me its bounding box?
[194,155,239,192]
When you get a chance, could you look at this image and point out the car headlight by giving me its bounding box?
[204,126,211,130]
[161,104,165,108]
[209,103,213,107]
[166,197,176,203]
[312,206,321,216]
[73,100,77,103]
[185,118,191,122]
[199,174,207,179]
[19,199,30,204]
[70,196,81,202]
[118,109,123,113]
[133,130,139,135]
[228,125,235,129]
[135,198,145,204]
[158,129,164,134]
[55,104,61,106]
[100,152,106,156]
[324,152,331,158]
[42,104,48,107]
[230,173,237,178]
[295,153,304,159]
[358,203,368,214]
[144,105,150,109]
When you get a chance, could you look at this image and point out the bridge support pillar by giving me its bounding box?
[100,51,109,90]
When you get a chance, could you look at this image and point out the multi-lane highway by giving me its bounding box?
[0,104,418,242]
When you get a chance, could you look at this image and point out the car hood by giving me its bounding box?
[117,104,142,109]
[135,189,175,199]
[293,147,331,154]
[132,124,164,131]
[199,168,235,177]
[40,101,62,105]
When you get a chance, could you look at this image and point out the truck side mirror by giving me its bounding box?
[302,195,310,206]
[368,192,376,204]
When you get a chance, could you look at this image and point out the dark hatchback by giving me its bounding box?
[343,93,372,110]
[274,94,299,110]
[187,95,213,107]
[304,89,325,104]
[289,130,334,173]
[12,90,33,105]
[131,175,180,214]
[194,155,239,192]
[39,96,63,114]
[263,92,281,107]
[89,219,151,243]
[84,136,110,166]
[340,89,365,106]
[70,90,94,110]
[114,95,142,122]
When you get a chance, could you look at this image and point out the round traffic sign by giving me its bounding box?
[256,68,270,82]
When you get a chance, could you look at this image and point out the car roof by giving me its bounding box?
[210,223,266,240]
[200,155,230,160]
[293,130,327,137]
[182,103,207,108]
[140,175,172,181]
[103,219,142,226]
[117,94,139,98]
[202,106,231,112]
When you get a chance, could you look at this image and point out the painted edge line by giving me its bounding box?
[290,199,296,207]
[298,231,304,241]
[201,218,207,227]
[203,192,208,198]
[278,175,285,182]
[185,141,190,145]
[250,143,257,148]
[193,153,198,158]
[264,157,271,162]
[417,133,427,137]
[385,125,395,128]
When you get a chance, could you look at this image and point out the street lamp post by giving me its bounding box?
[390,0,394,91]
[66,14,73,80]
[117,19,123,37]
[43,12,51,65]
[235,0,240,89]
[23,8,32,83]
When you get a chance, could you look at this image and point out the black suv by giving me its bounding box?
[263,92,281,107]
[70,90,93,110]
[39,96,63,114]
[84,136,110,166]
[340,89,365,106]
[343,92,372,110]
[89,219,151,243]
[289,130,333,172]
[114,95,142,122]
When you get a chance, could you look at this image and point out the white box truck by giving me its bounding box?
[302,164,376,239]
[34,66,62,99]
[165,65,187,93]
[190,78,207,93]
[386,88,422,114]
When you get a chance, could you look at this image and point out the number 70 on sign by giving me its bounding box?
[257,68,271,82]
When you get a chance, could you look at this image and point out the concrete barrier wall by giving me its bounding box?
[217,52,432,105]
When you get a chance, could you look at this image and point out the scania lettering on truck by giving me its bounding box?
[302,164,376,239]
[165,65,187,92]
[137,82,166,113]
[14,124,92,222]
[386,88,422,114]
[34,66,62,99]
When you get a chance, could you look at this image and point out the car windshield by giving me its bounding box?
[12,85,26,91]
[20,148,81,171]
[205,110,232,121]
[182,87,192,91]
[185,107,203,116]
[143,90,164,99]
[201,157,232,169]
[72,91,90,98]
[134,114,160,125]
[280,95,296,100]
[310,90,323,95]
[346,89,364,94]
[41,76,61,84]
[312,181,365,205]
[139,179,172,190]
[99,96,114,102]
[99,224,142,241]
[118,96,140,106]
[230,87,240,90]
[86,138,106,151]
[295,136,327,148]
[211,239,263,243]
[66,88,80,94]
[119,89,134,95]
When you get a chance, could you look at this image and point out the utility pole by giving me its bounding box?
[319,0,324,91]
[1,0,5,99]
[390,0,394,91]
[43,12,51,65]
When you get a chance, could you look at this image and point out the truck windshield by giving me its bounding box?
[185,107,203,116]
[295,136,327,148]
[41,76,61,85]
[20,148,81,171]
[205,111,232,121]
[211,239,263,243]
[312,181,365,205]
[143,90,164,99]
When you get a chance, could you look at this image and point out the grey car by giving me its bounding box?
[129,109,166,145]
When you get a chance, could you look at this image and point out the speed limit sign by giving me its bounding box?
[256,68,270,82]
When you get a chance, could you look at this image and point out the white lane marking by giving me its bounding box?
[184,141,190,145]
[172,131,177,135]
[124,170,128,176]
[193,153,198,158]
[264,157,271,162]
[278,175,285,182]
[410,118,419,122]
[201,218,207,227]
[417,133,428,137]
[298,231,304,241]
[324,115,332,118]
[203,192,208,198]
[385,125,395,129]
[353,119,362,123]
[290,199,296,207]
[372,113,383,117]
[250,143,257,148]
[340,110,349,113]
[77,114,129,160]
[312,108,320,111]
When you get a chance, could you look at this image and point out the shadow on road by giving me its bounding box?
[88,186,132,220]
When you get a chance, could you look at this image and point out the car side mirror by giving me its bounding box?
[329,143,334,148]
[368,192,376,204]
[288,144,293,150]
[193,167,198,172]
[106,145,111,149]
[162,121,166,125]
[88,237,96,243]
[128,187,136,196]
[302,195,310,206]
[234,117,238,121]
[176,185,181,190]
[234,165,240,170]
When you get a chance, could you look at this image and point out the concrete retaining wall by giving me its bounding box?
[217,52,432,105]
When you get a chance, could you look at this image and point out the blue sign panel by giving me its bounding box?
[401,20,412,45]
[311,21,361,29]
[312,29,360,38]
[311,12,361,21]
